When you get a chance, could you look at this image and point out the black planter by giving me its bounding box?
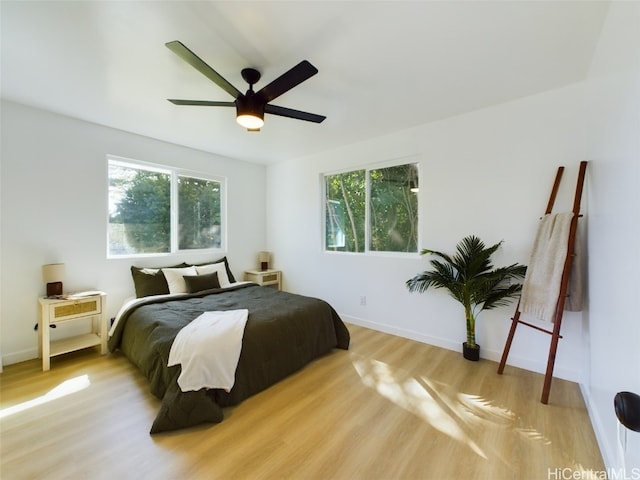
[462,342,480,361]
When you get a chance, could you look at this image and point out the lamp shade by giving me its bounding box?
[258,252,271,263]
[42,263,65,283]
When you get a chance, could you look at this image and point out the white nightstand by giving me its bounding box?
[244,269,282,290]
[38,292,107,371]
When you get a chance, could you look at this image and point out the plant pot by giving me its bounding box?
[462,342,480,361]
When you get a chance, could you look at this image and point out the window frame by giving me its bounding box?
[107,155,226,259]
[321,156,421,257]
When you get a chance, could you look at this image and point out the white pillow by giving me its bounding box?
[162,266,197,294]
[139,268,160,274]
[195,262,231,287]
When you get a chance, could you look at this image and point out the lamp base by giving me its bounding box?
[260,262,269,271]
[46,281,63,297]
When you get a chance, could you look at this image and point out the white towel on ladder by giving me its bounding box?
[168,309,248,392]
[519,212,574,322]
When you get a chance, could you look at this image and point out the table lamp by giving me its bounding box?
[42,263,65,297]
[258,251,271,271]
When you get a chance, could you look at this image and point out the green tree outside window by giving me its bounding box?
[324,162,418,253]
[108,159,223,256]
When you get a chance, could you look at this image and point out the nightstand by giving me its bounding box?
[244,269,282,290]
[38,292,107,371]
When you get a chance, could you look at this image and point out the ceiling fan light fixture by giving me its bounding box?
[236,92,265,129]
[237,113,264,129]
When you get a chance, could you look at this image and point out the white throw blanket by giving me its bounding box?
[519,212,574,322]
[168,309,248,392]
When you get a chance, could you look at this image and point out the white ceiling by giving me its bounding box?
[1,1,609,165]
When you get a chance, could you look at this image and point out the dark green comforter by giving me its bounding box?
[108,283,350,433]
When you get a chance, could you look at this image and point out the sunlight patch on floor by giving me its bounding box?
[0,374,91,419]
[515,426,552,445]
[349,352,578,473]
[352,355,487,458]
[456,392,515,426]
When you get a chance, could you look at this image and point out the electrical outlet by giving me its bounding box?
[360,296,367,306]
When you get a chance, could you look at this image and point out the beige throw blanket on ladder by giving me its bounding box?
[519,212,574,322]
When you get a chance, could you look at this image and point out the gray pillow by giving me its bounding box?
[183,272,220,293]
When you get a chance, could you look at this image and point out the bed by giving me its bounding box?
[107,259,350,433]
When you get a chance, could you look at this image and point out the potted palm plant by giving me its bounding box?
[406,235,526,361]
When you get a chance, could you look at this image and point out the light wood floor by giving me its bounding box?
[1,324,604,480]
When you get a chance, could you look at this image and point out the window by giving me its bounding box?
[108,157,224,257]
[325,169,366,252]
[177,176,222,250]
[324,161,419,253]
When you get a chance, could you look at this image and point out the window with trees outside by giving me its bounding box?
[108,157,224,257]
[324,161,419,253]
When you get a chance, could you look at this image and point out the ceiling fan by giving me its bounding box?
[165,40,326,131]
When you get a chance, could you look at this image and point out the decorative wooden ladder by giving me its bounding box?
[497,160,588,404]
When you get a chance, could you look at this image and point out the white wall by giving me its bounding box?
[583,2,640,472]
[265,4,640,471]
[0,100,266,365]
[267,82,588,382]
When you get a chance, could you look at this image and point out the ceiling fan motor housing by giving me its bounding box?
[236,90,265,121]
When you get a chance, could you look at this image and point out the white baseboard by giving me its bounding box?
[580,383,618,472]
[342,314,460,351]
[340,314,581,382]
[2,347,38,367]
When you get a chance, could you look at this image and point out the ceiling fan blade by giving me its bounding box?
[168,99,236,107]
[257,60,318,103]
[165,41,242,99]
[265,104,326,123]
